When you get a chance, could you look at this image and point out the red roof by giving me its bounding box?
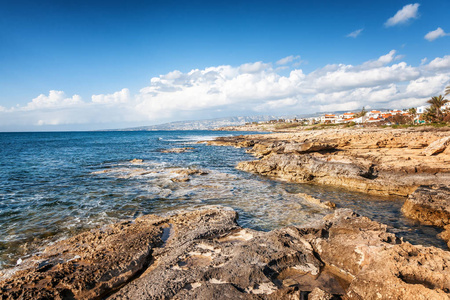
[324,114,335,117]
[344,112,355,115]
[370,110,381,113]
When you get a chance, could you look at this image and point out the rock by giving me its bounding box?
[283,142,337,154]
[237,153,419,196]
[2,207,450,299]
[401,185,450,227]
[171,175,190,182]
[0,215,166,299]
[309,209,450,300]
[161,147,195,153]
[170,168,208,182]
[172,168,209,176]
[130,158,144,163]
[209,128,450,196]
[296,192,335,209]
[308,287,333,300]
[421,136,450,156]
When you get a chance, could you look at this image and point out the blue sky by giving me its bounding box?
[0,0,449,131]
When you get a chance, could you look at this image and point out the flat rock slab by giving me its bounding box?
[422,136,450,156]
[1,207,450,300]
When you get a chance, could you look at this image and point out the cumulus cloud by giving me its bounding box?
[24,91,83,111]
[425,55,450,71]
[346,28,363,38]
[385,3,420,27]
[424,27,449,41]
[2,50,450,130]
[276,55,301,65]
[92,88,131,104]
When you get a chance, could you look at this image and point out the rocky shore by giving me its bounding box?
[208,127,450,242]
[2,206,450,299]
[2,127,449,299]
[208,127,450,197]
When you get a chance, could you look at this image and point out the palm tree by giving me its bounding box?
[408,107,417,124]
[423,106,437,123]
[426,95,449,121]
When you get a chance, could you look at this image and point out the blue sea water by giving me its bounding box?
[0,131,446,268]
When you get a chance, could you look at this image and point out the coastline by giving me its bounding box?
[1,126,450,299]
[2,206,450,299]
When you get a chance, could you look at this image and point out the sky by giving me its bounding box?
[0,0,449,131]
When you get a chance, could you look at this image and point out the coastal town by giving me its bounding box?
[255,102,450,126]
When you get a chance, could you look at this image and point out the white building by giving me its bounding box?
[416,105,428,114]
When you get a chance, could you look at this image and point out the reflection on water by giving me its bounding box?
[0,131,446,269]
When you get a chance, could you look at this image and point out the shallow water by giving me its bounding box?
[0,131,446,268]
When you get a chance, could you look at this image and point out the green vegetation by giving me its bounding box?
[425,95,449,122]
[274,123,303,129]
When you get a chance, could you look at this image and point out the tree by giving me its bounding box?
[422,105,438,123]
[426,95,449,121]
[408,107,417,124]
[445,85,450,96]
[356,107,367,117]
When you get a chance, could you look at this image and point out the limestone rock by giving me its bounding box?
[2,207,450,300]
[421,136,450,156]
[209,128,450,196]
[0,215,166,299]
[401,185,450,227]
[161,147,195,153]
[130,158,144,163]
[308,287,333,300]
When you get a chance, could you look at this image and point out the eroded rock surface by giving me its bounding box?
[2,207,450,300]
[402,185,450,227]
[208,128,450,196]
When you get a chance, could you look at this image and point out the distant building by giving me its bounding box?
[343,112,356,119]
[416,105,428,114]
[320,114,336,123]
[367,110,381,118]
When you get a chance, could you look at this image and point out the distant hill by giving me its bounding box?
[114,115,315,131]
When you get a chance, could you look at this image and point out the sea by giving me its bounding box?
[0,131,446,269]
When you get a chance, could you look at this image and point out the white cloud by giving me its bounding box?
[238,61,271,73]
[2,50,450,130]
[346,28,363,38]
[385,3,420,27]
[405,74,450,97]
[424,27,449,41]
[425,55,450,71]
[92,88,131,104]
[24,91,83,111]
[276,55,300,65]
[319,101,361,112]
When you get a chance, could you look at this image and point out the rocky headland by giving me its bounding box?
[2,206,450,299]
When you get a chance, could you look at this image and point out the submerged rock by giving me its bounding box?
[2,207,450,299]
[161,147,195,153]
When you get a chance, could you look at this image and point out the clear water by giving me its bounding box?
[0,131,446,268]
